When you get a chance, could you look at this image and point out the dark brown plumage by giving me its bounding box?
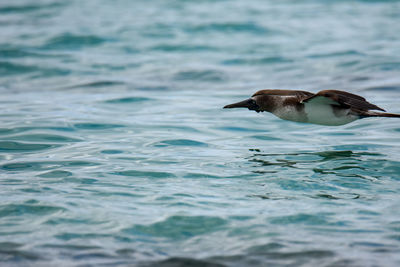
[224,89,400,126]
[302,90,385,112]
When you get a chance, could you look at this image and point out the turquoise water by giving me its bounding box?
[1,0,400,266]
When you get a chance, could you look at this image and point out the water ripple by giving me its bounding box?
[1,0,400,266]
[6,133,81,143]
[73,123,124,130]
[0,47,49,58]
[1,161,99,171]
[123,216,227,240]
[205,249,336,267]
[173,70,227,82]
[222,56,293,65]
[0,246,41,261]
[153,139,208,147]
[66,80,125,89]
[41,33,108,50]
[142,257,225,267]
[0,2,65,14]
[0,126,76,135]
[104,96,151,104]
[0,141,59,152]
[113,170,176,179]
[186,22,269,34]
[37,170,73,178]
[307,50,364,58]
[0,204,66,218]
[151,44,217,52]
[0,61,37,75]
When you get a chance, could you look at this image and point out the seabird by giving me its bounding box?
[223,89,400,126]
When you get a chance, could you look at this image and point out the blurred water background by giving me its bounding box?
[1,0,400,266]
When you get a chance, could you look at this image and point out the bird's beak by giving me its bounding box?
[223,98,260,111]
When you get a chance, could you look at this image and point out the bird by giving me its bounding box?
[223,89,400,126]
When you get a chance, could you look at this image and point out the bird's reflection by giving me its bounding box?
[247,149,382,181]
[248,150,381,168]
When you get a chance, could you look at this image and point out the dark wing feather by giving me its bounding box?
[252,89,314,99]
[303,90,385,111]
[320,90,366,101]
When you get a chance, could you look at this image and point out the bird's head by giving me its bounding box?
[223,97,261,112]
[223,94,274,113]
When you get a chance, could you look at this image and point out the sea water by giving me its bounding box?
[1,0,400,266]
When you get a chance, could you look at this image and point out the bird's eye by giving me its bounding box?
[247,99,259,111]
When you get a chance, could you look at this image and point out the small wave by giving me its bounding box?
[156,125,201,133]
[0,61,70,77]
[312,193,360,200]
[6,133,81,143]
[136,86,169,91]
[146,248,336,267]
[307,50,364,58]
[41,33,108,50]
[0,126,76,135]
[0,61,37,75]
[122,215,227,239]
[140,23,176,39]
[336,60,360,67]
[93,191,143,198]
[222,56,293,65]
[0,47,40,58]
[247,243,286,254]
[1,161,99,171]
[173,70,227,82]
[269,213,344,226]
[217,126,266,132]
[358,61,400,71]
[100,149,124,154]
[0,2,65,14]
[66,80,125,89]
[143,257,225,267]
[73,252,115,260]
[54,232,112,241]
[37,170,73,178]
[31,67,71,78]
[186,22,269,34]
[0,245,41,261]
[0,242,43,263]
[153,139,208,147]
[0,203,66,218]
[0,47,70,59]
[73,123,124,130]
[364,84,400,91]
[210,249,336,266]
[183,173,221,179]
[113,170,176,178]
[104,97,151,104]
[248,194,295,200]
[0,141,59,152]
[250,135,282,141]
[151,44,217,52]
[41,243,100,251]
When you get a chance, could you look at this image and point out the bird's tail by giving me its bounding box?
[363,112,400,118]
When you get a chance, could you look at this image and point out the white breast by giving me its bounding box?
[304,102,358,126]
[268,96,307,123]
[273,105,307,123]
[270,96,359,126]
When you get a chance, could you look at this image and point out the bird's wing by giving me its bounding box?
[302,90,385,111]
[252,89,314,98]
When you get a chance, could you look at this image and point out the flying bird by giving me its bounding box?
[223,89,400,126]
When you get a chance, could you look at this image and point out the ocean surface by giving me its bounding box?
[1,0,400,266]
